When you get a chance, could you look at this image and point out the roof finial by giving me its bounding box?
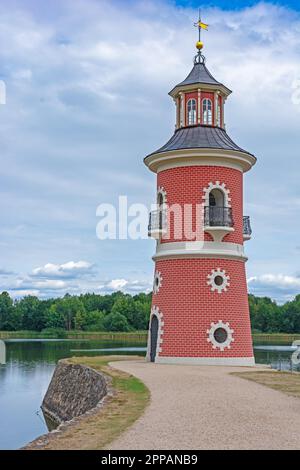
[193,9,208,64]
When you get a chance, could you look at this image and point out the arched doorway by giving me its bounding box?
[150,315,159,362]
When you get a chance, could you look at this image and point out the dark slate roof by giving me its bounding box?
[178,62,220,86]
[146,125,253,157]
[169,62,230,94]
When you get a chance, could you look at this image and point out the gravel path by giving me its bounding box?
[107,360,300,450]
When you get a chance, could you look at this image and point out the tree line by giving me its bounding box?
[0,291,300,334]
[0,291,151,334]
[249,294,300,333]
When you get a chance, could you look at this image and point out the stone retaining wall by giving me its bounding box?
[42,359,108,424]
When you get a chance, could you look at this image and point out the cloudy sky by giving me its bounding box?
[0,0,300,303]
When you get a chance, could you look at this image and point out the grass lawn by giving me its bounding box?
[232,370,300,399]
[27,355,150,450]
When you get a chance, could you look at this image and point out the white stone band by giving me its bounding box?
[155,356,255,366]
[144,148,256,174]
[153,241,247,262]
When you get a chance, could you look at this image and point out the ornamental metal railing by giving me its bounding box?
[243,216,252,237]
[149,208,250,236]
[148,209,167,236]
[204,206,234,228]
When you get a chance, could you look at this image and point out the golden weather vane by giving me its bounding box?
[194,9,209,52]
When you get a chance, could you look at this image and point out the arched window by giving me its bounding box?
[208,188,231,227]
[209,189,224,208]
[157,190,166,231]
[202,98,212,125]
[187,99,196,125]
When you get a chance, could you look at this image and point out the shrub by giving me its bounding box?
[41,327,67,339]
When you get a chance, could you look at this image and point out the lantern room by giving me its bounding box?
[170,54,231,130]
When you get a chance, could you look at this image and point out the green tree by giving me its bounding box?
[0,292,15,330]
[133,301,150,330]
[16,296,46,331]
[249,295,280,333]
[111,296,139,328]
[52,295,86,331]
[80,292,123,314]
[280,295,300,333]
[103,312,130,332]
[45,304,65,329]
[81,310,105,331]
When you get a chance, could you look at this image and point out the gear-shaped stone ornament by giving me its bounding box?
[207,320,234,351]
[153,271,163,294]
[207,268,230,293]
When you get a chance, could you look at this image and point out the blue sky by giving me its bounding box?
[0,0,300,303]
[176,0,300,9]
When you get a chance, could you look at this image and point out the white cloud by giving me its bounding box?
[248,273,300,303]
[33,279,67,289]
[32,261,94,278]
[9,289,40,298]
[106,279,128,290]
[101,278,152,293]
[248,274,300,290]
[4,260,95,298]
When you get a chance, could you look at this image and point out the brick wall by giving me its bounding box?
[158,165,243,244]
[152,258,253,358]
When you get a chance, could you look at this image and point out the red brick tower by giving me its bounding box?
[145,24,256,365]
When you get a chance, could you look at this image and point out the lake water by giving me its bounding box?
[0,339,298,450]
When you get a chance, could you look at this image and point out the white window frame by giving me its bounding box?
[187,98,197,126]
[217,103,221,127]
[202,98,212,125]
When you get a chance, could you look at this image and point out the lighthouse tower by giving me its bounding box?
[145,21,256,366]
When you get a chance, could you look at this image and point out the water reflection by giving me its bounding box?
[42,410,59,432]
[254,344,300,371]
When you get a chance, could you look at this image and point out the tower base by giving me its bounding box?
[152,356,255,366]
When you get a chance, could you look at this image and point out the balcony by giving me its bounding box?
[204,206,233,227]
[204,206,234,243]
[148,209,167,239]
[148,207,251,242]
[243,216,252,241]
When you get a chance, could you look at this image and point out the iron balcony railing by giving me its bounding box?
[243,216,252,237]
[148,209,167,236]
[149,208,251,237]
[204,206,234,228]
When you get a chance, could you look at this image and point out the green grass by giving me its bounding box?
[117,375,146,393]
[0,330,54,339]
[66,331,147,342]
[232,370,300,399]
[0,330,148,342]
[252,333,300,345]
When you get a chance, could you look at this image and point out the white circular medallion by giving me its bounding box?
[207,268,230,293]
[207,320,234,351]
